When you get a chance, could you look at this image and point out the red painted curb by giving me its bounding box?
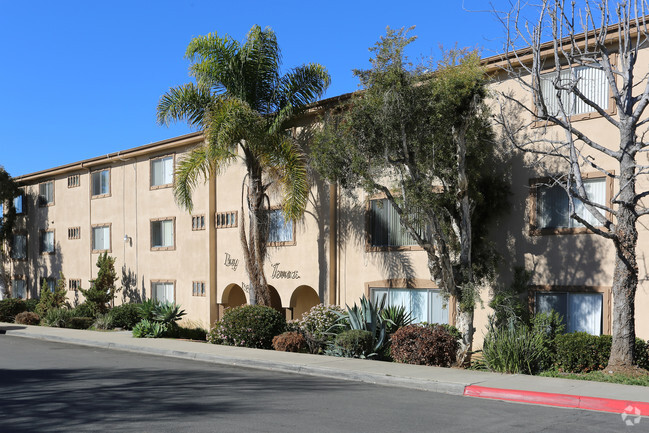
[464,385,649,414]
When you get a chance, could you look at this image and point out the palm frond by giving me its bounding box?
[156,83,213,127]
[173,144,236,211]
[270,63,330,133]
[186,32,239,94]
[261,135,309,221]
[204,96,262,151]
[239,25,281,114]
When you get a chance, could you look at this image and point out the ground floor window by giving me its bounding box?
[535,292,602,335]
[370,287,449,324]
[13,279,27,299]
[152,281,174,304]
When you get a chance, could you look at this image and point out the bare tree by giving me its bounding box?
[494,0,649,368]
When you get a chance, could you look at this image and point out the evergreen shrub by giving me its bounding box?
[210,305,285,349]
[555,333,649,373]
[390,324,458,367]
[0,298,27,322]
[272,331,307,352]
[110,303,141,330]
[69,317,94,329]
[330,329,374,358]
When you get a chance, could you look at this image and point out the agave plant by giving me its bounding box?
[152,302,187,326]
[335,294,388,354]
[381,305,414,335]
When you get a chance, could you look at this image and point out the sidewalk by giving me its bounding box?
[2,322,649,416]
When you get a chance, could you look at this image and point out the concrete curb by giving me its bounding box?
[6,330,467,396]
[464,385,649,415]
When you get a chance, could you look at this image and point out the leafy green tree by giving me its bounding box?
[311,27,509,361]
[157,25,329,305]
[0,166,21,296]
[36,272,69,317]
[80,252,118,315]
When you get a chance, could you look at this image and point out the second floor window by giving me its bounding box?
[369,198,418,248]
[92,225,111,252]
[540,66,608,117]
[39,181,54,206]
[536,177,606,230]
[151,219,174,249]
[91,169,110,197]
[11,234,27,259]
[13,193,25,215]
[40,230,54,254]
[268,209,293,244]
[151,156,173,188]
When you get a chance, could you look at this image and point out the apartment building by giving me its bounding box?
[4,25,649,344]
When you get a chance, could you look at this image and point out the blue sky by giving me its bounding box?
[0,0,512,177]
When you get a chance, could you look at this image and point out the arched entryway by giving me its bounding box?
[267,285,283,312]
[290,285,321,320]
[221,283,247,308]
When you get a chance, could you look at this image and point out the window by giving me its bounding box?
[268,209,294,245]
[151,218,175,250]
[68,227,81,240]
[40,230,54,254]
[192,215,205,231]
[92,225,111,252]
[192,281,206,297]
[68,174,80,188]
[39,181,54,206]
[69,279,81,291]
[91,169,110,197]
[40,277,56,293]
[536,292,603,335]
[371,287,449,324]
[152,281,174,303]
[13,193,25,215]
[540,66,609,117]
[216,211,237,228]
[534,177,607,232]
[11,234,27,260]
[369,198,419,248]
[150,156,173,188]
[12,279,27,299]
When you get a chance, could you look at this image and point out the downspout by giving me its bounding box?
[328,182,338,306]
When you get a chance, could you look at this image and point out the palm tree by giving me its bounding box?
[157,25,330,306]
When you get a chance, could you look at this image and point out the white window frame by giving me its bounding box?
[533,175,609,234]
[151,218,175,250]
[92,224,111,252]
[150,155,174,189]
[39,181,54,206]
[540,65,610,117]
[91,169,111,198]
[370,287,449,325]
[152,281,175,304]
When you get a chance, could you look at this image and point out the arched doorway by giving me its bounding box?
[290,285,321,320]
[221,284,247,308]
[267,285,283,313]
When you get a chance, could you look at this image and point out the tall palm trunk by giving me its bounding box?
[239,156,271,306]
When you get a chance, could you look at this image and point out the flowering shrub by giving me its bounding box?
[272,331,307,352]
[297,303,345,353]
[390,324,457,367]
[208,305,285,349]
